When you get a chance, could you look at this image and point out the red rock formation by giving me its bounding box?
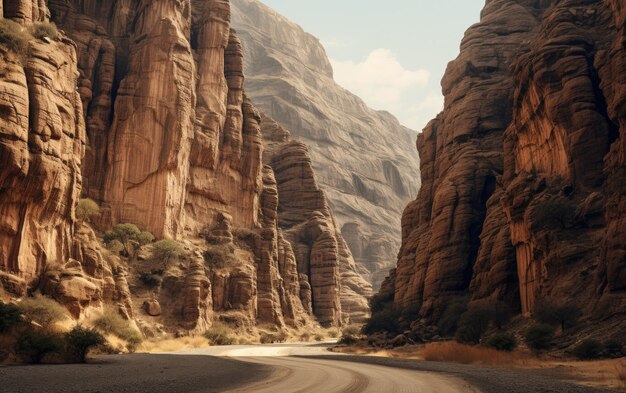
[387,0,625,332]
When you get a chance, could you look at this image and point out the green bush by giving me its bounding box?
[137,231,155,246]
[0,19,30,60]
[18,294,69,328]
[572,339,603,360]
[76,198,100,223]
[0,301,24,332]
[534,301,581,332]
[454,307,492,344]
[203,246,235,270]
[524,323,555,351]
[204,324,236,346]
[29,22,58,40]
[437,296,468,336]
[106,239,124,255]
[485,331,517,352]
[94,308,142,344]
[65,325,105,363]
[17,329,64,364]
[152,240,184,268]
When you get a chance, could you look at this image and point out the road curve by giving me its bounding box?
[180,343,478,393]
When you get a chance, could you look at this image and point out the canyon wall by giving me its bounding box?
[230,0,421,289]
[0,0,369,331]
[389,0,625,329]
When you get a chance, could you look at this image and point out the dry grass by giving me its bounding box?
[617,360,626,389]
[140,336,209,353]
[421,342,534,366]
[541,359,626,391]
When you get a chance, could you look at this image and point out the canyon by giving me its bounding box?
[379,0,625,340]
[0,0,398,335]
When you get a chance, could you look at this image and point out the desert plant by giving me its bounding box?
[362,306,401,335]
[0,19,30,61]
[104,223,141,256]
[572,339,603,360]
[152,239,184,268]
[604,339,624,358]
[422,342,529,366]
[369,291,394,314]
[485,331,517,352]
[437,296,468,336]
[76,198,100,224]
[29,22,59,40]
[203,245,235,270]
[94,308,142,345]
[0,301,24,332]
[106,239,124,255]
[17,294,69,328]
[137,231,155,246]
[491,301,513,330]
[17,329,64,364]
[339,324,363,346]
[259,330,288,344]
[455,307,492,344]
[65,325,105,363]
[204,324,236,346]
[534,301,581,332]
[524,323,555,351]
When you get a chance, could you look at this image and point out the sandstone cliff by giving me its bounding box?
[0,0,370,334]
[230,0,421,289]
[385,0,625,335]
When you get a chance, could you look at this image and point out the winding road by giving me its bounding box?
[0,342,613,393]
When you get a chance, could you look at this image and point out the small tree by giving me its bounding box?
[65,326,105,363]
[0,301,24,332]
[17,329,64,364]
[76,198,100,224]
[152,240,185,269]
[104,223,142,256]
[524,323,555,352]
[455,306,492,344]
[534,301,581,332]
[437,296,468,336]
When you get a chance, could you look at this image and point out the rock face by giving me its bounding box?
[231,0,421,289]
[0,0,367,331]
[387,0,626,330]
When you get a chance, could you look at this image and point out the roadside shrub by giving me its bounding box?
[572,339,603,360]
[339,324,362,345]
[65,326,105,363]
[604,339,624,358]
[534,301,581,332]
[485,332,517,352]
[139,272,162,288]
[18,294,69,328]
[94,308,143,344]
[455,307,491,344]
[29,22,59,40]
[524,323,555,351]
[204,324,236,346]
[76,198,100,223]
[17,329,64,364]
[437,296,468,336]
[259,330,288,344]
[152,240,184,268]
[0,19,30,60]
[203,246,235,270]
[313,334,324,342]
[0,301,24,332]
[362,307,401,335]
[422,342,529,366]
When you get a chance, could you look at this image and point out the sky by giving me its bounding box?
[261,0,485,131]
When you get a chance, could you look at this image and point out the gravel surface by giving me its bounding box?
[308,354,616,393]
[0,353,272,393]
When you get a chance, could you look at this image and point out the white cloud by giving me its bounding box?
[330,49,441,131]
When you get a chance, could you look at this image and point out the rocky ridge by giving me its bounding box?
[384,0,625,336]
[0,0,370,336]
[231,0,421,289]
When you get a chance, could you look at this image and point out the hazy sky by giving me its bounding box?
[261,0,485,131]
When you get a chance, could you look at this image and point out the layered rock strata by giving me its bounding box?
[231,0,420,289]
[386,0,625,330]
[0,0,366,332]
